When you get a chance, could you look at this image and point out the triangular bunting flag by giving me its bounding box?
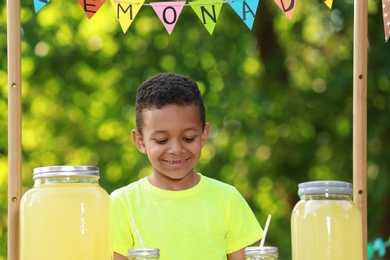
[150,2,186,35]
[323,0,333,9]
[110,0,145,33]
[78,0,106,19]
[34,0,50,13]
[226,0,259,29]
[274,0,297,20]
[383,0,390,42]
[189,0,224,35]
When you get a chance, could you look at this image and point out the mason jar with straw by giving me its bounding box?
[245,215,279,260]
[128,217,160,260]
[127,248,160,260]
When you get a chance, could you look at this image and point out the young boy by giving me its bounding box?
[111,73,263,260]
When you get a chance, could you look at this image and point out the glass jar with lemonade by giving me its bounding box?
[291,180,363,260]
[20,165,112,260]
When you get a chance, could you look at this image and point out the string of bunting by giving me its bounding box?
[34,0,389,40]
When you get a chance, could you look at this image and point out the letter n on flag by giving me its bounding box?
[150,2,186,34]
[274,0,296,20]
[189,0,224,35]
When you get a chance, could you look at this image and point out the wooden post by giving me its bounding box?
[353,0,368,257]
[7,0,22,258]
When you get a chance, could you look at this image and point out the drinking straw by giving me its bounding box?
[259,215,272,247]
[131,216,145,248]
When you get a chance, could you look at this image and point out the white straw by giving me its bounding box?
[131,216,145,248]
[259,214,272,247]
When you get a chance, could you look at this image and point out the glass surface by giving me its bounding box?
[291,192,363,260]
[20,178,111,260]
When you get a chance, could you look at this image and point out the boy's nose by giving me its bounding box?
[168,139,184,154]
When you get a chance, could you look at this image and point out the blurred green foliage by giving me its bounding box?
[1,0,390,258]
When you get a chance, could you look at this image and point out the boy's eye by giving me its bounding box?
[184,137,195,142]
[155,139,168,144]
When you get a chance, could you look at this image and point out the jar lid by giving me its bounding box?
[245,246,279,256]
[128,248,160,257]
[33,165,99,179]
[298,180,352,196]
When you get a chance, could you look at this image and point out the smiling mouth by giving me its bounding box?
[164,158,189,165]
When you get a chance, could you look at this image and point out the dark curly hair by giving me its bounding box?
[135,73,206,134]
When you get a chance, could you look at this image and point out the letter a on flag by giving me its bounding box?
[274,0,297,20]
[226,0,259,29]
[189,0,224,35]
[34,0,50,12]
[78,0,106,19]
[150,2,186,34]
[110,0,145,33]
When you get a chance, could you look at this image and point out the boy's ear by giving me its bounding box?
[201,123,210,147]
[132,129,147,154]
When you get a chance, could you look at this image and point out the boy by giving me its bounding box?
[111,73,263,260]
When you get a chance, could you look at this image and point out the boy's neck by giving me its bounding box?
[147,172,201,191]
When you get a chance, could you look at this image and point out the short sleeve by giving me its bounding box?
[225,188,263,254]
[110,190,133,257]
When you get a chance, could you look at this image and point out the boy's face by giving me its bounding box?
[132,104,209,190]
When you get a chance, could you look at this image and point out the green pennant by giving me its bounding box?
[189,0,224,35]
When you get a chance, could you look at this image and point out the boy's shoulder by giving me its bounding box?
[201,174,238,192]
[110,178,146,198]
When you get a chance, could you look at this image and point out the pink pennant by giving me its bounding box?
[274,0,297,20]
[78,0,106,19]
[383,0,390,42]
[150,2,186,34]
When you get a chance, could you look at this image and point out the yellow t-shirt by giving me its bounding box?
[110,174,263,259]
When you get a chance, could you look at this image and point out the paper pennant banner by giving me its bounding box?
[274,0,297,20]
[189,0,224,35]
[383,0,390,42]
[78,0,106,19]
[323,0,333,9]
[150,2,185,34]
[226,0,259,29]
[110,0,145,33]
[34,0,50,13]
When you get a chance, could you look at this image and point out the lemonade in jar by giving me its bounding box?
[20,165,112,260]
[291,180,363,260]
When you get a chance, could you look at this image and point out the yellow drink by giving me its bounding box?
[291,181,363,260]
[20,166,112,260]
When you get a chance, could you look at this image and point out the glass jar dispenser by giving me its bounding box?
[20,165,112,260]
[291,180,363,260]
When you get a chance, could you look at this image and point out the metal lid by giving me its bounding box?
[128,248,160,257]
[298,180,352,196]
[33,165,99,179]
[245,246,279,256]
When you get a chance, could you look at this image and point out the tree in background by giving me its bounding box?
[1,0,389,258]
